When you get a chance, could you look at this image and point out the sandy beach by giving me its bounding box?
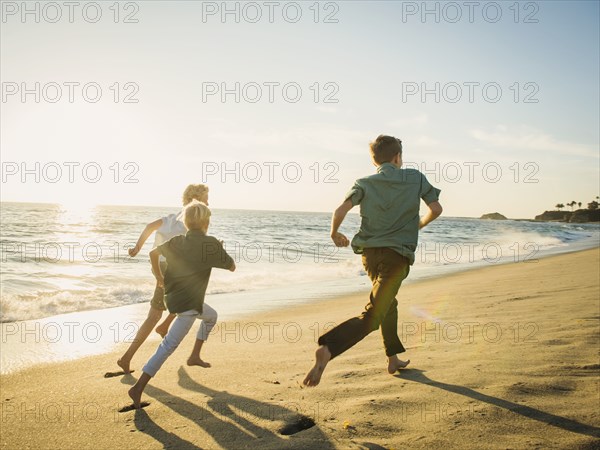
[1,248,599,449]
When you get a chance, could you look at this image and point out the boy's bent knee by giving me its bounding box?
[203,308,218,323]
[361,313,383,333]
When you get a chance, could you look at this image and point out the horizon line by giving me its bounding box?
[0,200,541,221]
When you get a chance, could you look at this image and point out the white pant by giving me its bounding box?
[143,303,218,377]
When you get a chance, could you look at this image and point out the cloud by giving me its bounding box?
[469,126,599,159]
[412,135,440,147]
[315,106,339,114]
[387,113,429,129]
[204,125,369,156]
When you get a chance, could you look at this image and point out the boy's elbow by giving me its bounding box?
[146,219,162,233]
[430,202,443,217]
[334,205,345,217]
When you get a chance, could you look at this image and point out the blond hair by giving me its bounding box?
[182,184,209,205]
[369,135,402,165]
[184,200,211,231]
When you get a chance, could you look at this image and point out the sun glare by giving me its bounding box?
[59,197,98,213]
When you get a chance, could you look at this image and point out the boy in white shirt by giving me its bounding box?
[117,184,216,373]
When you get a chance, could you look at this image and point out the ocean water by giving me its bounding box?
[1,202,599,324]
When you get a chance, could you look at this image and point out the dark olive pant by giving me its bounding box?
[318,247,410,358]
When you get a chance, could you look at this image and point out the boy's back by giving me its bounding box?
[347,163,441,264]
[157,231,234,314]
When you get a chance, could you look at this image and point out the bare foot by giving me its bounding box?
[303,346,331,387]
[117,358,131,374]
[128,386,142,409]
[387,356,410,374]
[155,326,168,338]
[187,357,211,368]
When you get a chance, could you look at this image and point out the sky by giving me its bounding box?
[1,0,599,218]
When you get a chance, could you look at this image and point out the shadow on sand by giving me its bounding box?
[133,408,201,450]
[121,368,335,449]
[398,369,600,438]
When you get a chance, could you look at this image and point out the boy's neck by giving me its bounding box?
[377,161,401,170]
[187,228,207,235]
[376,153,402,169]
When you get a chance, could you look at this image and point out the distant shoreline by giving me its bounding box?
[3,201,599,222]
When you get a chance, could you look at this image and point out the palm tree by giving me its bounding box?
[568,201,576,211]
[555,203,565,211]
[578,202,582,209]
[588,201,599,210]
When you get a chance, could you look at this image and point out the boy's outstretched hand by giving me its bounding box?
[331,232,350,247]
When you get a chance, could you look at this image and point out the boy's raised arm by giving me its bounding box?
[129,219,163,257]
[330,199,354,247]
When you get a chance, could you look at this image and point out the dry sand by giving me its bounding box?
[1,248,599,449]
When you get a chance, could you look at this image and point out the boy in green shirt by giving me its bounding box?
[128,200,235,408]
[304,135,442,387]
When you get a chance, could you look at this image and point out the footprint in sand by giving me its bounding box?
[104,370,135,378]
[278,415,315,435]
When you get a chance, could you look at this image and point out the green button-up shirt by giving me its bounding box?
[345,163,441,265]
[157,230,234,314]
